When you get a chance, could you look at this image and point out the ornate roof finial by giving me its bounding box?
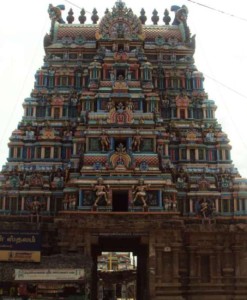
[163,9,171,25]
[151,9,159,25]
[115,0,125,10]
[78,8,86,24]
[139,8,147,25]
[66,8,74,24]
[91,8,99,24]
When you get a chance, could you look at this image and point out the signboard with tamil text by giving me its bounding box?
[0,231,41,262]
[15,269,85,281]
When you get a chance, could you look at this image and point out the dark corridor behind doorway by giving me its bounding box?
[112,190,129,212]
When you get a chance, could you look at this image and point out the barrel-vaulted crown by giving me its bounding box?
[96,0,145,41]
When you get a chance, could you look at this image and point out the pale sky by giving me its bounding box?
[0,0,247,177]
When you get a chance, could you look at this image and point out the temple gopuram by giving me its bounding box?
[1,1,247,299]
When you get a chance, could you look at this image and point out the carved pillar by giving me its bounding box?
[2,195,6,210]
[148,235,156,299]
[188,246,197,282]
[214,246,223,284]
[183,198,186,215]
[103,66,106,80]
[158,190,162,207]
[98,282,103,300]
[165,75,169,88]
[212,109,216,119]
[82,74,86,87]
[156,248,163,281]
[172,248,179,282]
[189,198,193,213]
[46,196,50,211]
[233,245,245,297]
[195,149,199,160]
[41,147,45,159]
[97,99,100,111]
[73,143,77,155]
[239,198,242,211]
[114,284,117,298]
[222,150,226,160]
[181,75,185,88]
[140,100,143,111]
[232,245,241,277]
[79,190,83,207]
[186,148,190,160]
[196,254,201,284]
[233,197,237,212]
[190,108,193,119]
[215,198,219,212]
[21,196,25,211]
[135,68,138,80]
[121,282,127,299]
[55,74,58,86]
[70,75,75,86]
[51,147,54,158]
[32,107,36,117]
[171,108,174,118]
[165,144,169,156]
[185,107,188,119]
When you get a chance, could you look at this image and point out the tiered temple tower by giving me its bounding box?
[1,2,247,300]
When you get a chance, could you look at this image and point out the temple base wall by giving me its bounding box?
[1,213,247,300]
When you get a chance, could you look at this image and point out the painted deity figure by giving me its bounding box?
[100,131,110,151]
[29,197,43,223]
[163,195,178,211]
[92,178,110,207]
[69,194,77,210]
[116,102,124,112]
[110,70,115,82]
[106,99,115,112]
[171,198,178,211]
[126,99,134,112]
[132,179,150,207]
[132,131,142,152]
[31,197,42,214]
[196,198,214,220]
[200,199,208,218]
[163,196,171,211]
[63,194,69,210]
[48,4,65,23]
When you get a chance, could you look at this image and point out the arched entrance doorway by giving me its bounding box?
[91,236,149,300]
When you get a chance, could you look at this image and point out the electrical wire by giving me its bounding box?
[186,0,247,22]
[0,18,49,153]
[189,8,247,157]
[204,74,247,101]
[204,73,247,150]
[64,0,92,14]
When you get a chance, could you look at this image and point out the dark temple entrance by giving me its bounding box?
[112,190,129,212]
[91,236,149,300]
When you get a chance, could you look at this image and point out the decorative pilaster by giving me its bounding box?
[2,196,6,210]
[46,196,50,211]
[21,196,25,211]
